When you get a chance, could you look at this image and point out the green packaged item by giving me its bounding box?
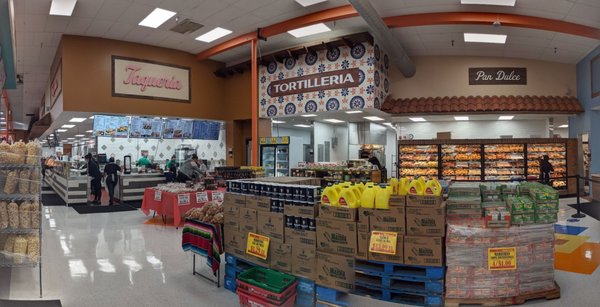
[529,185,559,201]
[534,200,559,213]
[534,212,558,224]
[512,214,535,225]
[506,195,535,214]
[237,267,296,294]
[449,182,481,197]
[481,201,506,209]
[447,196,482,210]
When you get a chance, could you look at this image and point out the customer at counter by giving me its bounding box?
[104,157,122,206]
[84,153,102,205]
[165,155,177,182]
[177,154,205,182]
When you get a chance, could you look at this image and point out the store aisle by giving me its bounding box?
[4,198,600,307]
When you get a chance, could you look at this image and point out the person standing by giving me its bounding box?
[104,157,122,206]
[539,155,554,186]
[177,154,202,182]
[137,154,151,167]
[85,153,102,205]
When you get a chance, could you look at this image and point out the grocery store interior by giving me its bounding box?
[1,0,600,306]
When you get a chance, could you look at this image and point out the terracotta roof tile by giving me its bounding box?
[381,95,584,115]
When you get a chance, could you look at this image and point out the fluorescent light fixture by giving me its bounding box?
[272,120,286,124]
[383,122,395,127]
[461,0,516,6]
[301,114,318,117]
[345,110,363,114]
[56,129,67,132]
[464,33,507,44]
[409,117,426,122]
[558,124,568,128]
[89,116,94,119]
[75,134,84,137]
[195,27,232,42]
[49,134,54,136]
[324,119,344,123]
[61,124,75,128]
[364,116,384,121]
[498,115,514,120]
[67,138,75,140]
[295,0,328,7]
[288,23,331,38]
[138,8,176,28]
[69,117,86,123]
[454,116,469,121]
[294,124,312,128]
[50,0,77,16]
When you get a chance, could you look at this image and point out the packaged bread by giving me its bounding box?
[0,201,7,229]
[3,235,15,252]
[26,141,42,165]
[30,202,40,229]
[29,171,41,194]
[26,235,40,261]
[13,236,28,263]
[18,169,31,194]
[7,202,19,228]
[4,171,18,194]
[10,141,27,164]
[0,141,12,163]
[19,202,31,229]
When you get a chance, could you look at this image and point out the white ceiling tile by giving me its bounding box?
[105,22,135,40]
[65,17,94,35]
[118,3,155,25]
[577,0,600,8]
[86,19,114,37]
[187,1,230,22]
[72,0,106,18]
[251,0,306,20]
[133,0,163,6]
[565,3,600,27]
[159,0,202,12]
[24,14,48,32]
[96,0,131,21]
[25,0,50,14]
[227,14,264,31]
[45,16,71,33]
[33,32,62,48]
[203,7,249,28]
[232,0,277,12]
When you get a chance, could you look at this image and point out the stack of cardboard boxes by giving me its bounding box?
[404,194,445,267]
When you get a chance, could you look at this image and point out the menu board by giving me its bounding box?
[129,117,163,138]
[192,120,221,140]
[93,115,130,138]
[162,119,194,139]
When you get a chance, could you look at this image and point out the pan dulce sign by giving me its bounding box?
[469,67,527,85]
[112,56,191,102]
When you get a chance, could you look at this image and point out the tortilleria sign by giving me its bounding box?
[112,56,191,102]
[267,68,361,97]
[469,67,527,85]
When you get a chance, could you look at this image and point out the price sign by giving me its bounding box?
[369,231,398,255]
[196,191,209,203]
[246,232,270,260]
[154,189,162,201]
[488,247,517,271]
[177,193,191,206]
[212,191,224,202]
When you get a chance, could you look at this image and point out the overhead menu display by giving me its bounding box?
[129,117,162,138]
[162,119,193,139]
[93,115,130,137]
[192,120,221,140]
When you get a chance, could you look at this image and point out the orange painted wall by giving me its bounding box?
[223,72,252,120]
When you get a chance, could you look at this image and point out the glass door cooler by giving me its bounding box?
[260,145,276,177]
[259,136,290,177]
[275,145,289,176]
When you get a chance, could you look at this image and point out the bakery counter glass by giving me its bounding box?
[43,168,89,205]
[119,172,167,203]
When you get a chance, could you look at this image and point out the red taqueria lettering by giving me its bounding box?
[123,65,182,92]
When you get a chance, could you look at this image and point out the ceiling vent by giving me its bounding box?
[170,19,203,34]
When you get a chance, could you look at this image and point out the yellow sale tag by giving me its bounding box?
[488,247,517,271]
[281,136,290,144]
[259,138,267,144]
[246,232,270,260]
[270,137,278,144]
[369,231,398,255]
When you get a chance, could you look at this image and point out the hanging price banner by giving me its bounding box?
[154,189,162,201]
[196,191,209,203]
[488,247,517,271]
[177,193,191,206]
[369,231,398,255]
[246,232,270,260]
[212,191,224,202]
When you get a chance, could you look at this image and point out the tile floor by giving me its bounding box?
[2,198,600,307]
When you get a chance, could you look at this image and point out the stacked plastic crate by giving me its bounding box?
[236,267,298,307]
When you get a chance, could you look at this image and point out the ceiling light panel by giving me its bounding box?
[61,124,75,128]
[139,8,176,28]
[195,27,232,42]
[272,120,286,124]
[498,116,514,120]
[324,119,344,123]
[50,0,77,16]
[461,0,516,6]
[364,116,384,121]
[464,33,507,44]
[558,124,568,128]
[409,117,426,122]
[345,110,363,114]
[454,116,469,121]
[56,129,67,132]
[301,114,318,117]
[295,0,328,7]
[294,124,312,128]
[69,117,86,123]
[288,23,331,38]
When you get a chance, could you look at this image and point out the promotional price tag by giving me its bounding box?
[196,192,209,203]
[246,232,270,260]
[369,231,398,255]
[212,191,224,202]
[488,247,517,271]
[177,193,191,206]
[154,189,162,201]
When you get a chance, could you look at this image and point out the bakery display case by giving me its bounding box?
[484,144,525,181]
[398,145,439,179]
[442,144,482,181]
[527,143,567,190]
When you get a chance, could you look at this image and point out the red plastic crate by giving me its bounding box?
[237,288,296,307]
[236,279,297,303]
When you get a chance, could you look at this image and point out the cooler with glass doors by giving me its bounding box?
[259,136,290,177]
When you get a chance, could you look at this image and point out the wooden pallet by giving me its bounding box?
[444,282,561,307]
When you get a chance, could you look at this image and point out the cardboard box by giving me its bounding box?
[316,218,357,257]
[437,131,451,139]
[224,229,247,259]
[285,228,317,248]
[319,204,357,221]
[368,234,404,264]
[224,192,246,206]
[257,212,285,243]
[404,236,443,267]
[270,242,292,273]
[370,206,405,234]
[356,230,370,260]
[239,208,257,233]
[285,203,319,219]
[246,195,271,212]
[406,195,444,208]
[406,207,446,237]
[292,246,316,279]
[223,203,240,231]
[316,251,355,292]
[357,208,373,232]
[390,195,406,206]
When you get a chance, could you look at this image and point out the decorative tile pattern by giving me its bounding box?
[554,224,588,236]
[554,233,589,254]
[555,242,600,274]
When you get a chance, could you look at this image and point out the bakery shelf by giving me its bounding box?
[0,228,40,234]
[0,164,40,170]
[0,194,40,202]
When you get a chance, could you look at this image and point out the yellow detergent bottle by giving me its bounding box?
[339,185,360,208]
[334,183,343,194]
[418,176,427,184]
[360,185,376,208]
[350,183,362,207]
[408,179,425,195]
[375,184,391,209]
[356,182,366,192]
[425,179,442,196]
[321,185,340,206]
[398,178,410,195]
[388,178,399,194]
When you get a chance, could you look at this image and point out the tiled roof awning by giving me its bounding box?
[381,95,584,115]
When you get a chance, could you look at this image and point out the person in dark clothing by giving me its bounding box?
[85,153,102,205]
[104,157,122,206]
[368,155,383,170]
[539,155,554,186]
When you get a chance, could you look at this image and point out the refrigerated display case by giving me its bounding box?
[259,137,290,177]
[442,144,482,181]
[484,144,525,181]
[527,143,567,190]
[398,145,439,179]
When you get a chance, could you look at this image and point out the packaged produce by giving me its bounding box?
[30,202,40,229]
[29,171,41,194]
[19,202,31,229]
[3,235,15,252]
[25,141,42,165]
[7,202,19,228]
[0,201,8,229]
[13,236,28,264]
[10,141,27,164]
[184,201,224,224]
[4,171,18,194]
[26,235,40,261]
[18,169,31,194]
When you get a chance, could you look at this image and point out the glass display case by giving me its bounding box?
[442,144,482,181]
[484,144,525,181]
[398,145,439,179]
[527,143,567,189]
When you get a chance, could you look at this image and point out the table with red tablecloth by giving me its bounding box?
[141,187,226,225]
